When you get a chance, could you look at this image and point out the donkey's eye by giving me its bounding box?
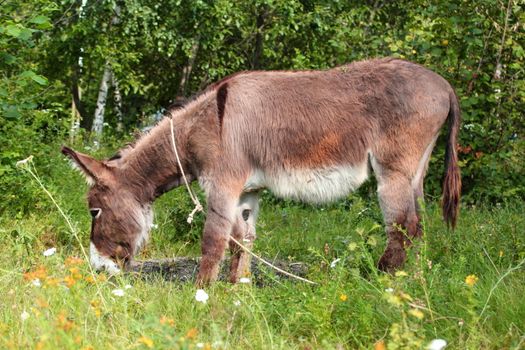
[89,208,102,219]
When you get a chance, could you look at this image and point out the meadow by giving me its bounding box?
[1,154,524,350]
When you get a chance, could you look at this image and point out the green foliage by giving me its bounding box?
[2,0,524,213]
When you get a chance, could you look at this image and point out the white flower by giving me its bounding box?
[330,258,341,268]
[196,343,204,348]
[195,289,209,303]
[20,310,30,321]
[233,300,241,307]
[111,289,125,297]
[31,279,42,287]
[124,284,132,289]
[43,247,56,257]
[385,288,394,293]
[427,339,447,350]
[16,155,33,168]
[150,224,158,229]
[239,277,251,284]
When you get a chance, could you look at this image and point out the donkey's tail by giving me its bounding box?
[442,90,462,229]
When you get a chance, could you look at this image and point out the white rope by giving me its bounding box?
[169,117,203,223]
[168,117,316,285]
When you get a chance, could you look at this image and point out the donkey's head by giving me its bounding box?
[62,146,152,274]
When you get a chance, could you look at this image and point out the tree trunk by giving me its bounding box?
[177,36,200,99]
[252,7,267,69]
[112,73,124,132]
[91,63,112,138]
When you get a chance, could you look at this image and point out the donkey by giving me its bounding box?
[62,58,461,285]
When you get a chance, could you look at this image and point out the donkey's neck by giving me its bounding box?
[117,116,192,202]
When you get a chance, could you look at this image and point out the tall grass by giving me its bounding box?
[0,154,524,349]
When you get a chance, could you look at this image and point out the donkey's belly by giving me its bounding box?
[244,162,369,203]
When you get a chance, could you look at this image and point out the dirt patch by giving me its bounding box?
[129,257,309,285]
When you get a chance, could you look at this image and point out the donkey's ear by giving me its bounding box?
[61,146,108,186]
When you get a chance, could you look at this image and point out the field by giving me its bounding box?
[1,158,524,350]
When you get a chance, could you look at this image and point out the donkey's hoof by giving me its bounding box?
[378,248,406,272]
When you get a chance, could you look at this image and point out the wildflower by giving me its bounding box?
[339,294,348,302]
[43,247,56,257]
[160,316,175,326]
[24,266,47,281]
[374,340,386,350]
[63,275,76,288]
[330,258,341,268]
[56,312,75,331]
[499,250,504,258]
[21,310,30,321]
[427,338,447,350]
[32,279,42,287]
[348,242,358,251]
[233,300,241,307]
[186,328,198,339]
[239,277,251,284]
[112,289,125,297]
[16,155,33,168]
[84,275,96,284]
[196,343,204,348]
[137,336,154,348]
[65,256,83,266]
[384,288,394,293]
[195,289,209,303]
[465,274,478,287]
[395,270,408,277]
[45,277,61,287]
[36,298,49,309]
[408,308,425,320]
[124,284,132,289]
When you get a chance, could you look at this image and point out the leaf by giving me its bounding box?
[31,74,48,85]
[5,25,21,38]
[29,15,50,25]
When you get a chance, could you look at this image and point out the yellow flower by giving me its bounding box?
[64,275,76,288]
[408,308,425,320]
[160,316,175,326]
[465,274,479,287]
[395,270,408,277]
[138,336,154,348]
[65,256,84,266]
[339,294,348,302]
[186,328,198,339]
[374,340,386,350]
[499,250,504,258]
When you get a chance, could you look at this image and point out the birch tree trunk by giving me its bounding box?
[112,73,124,132]
[91,62,112,139]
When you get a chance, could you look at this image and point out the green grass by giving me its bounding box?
[1,159,524,349]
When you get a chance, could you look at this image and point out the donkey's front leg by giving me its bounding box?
[196,191,238,286]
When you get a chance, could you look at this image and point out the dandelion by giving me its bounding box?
[330,258,341,268]
[195,289,209,303]
[20,310,30,321]
[112,289,125,297]
[465,274,478,287]
[427,338,447,350]
[339,294,348,302]
[43,247,56,257]
[137,336,154,349]
[239,277,251,284]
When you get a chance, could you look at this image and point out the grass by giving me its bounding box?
[1,157,524,349]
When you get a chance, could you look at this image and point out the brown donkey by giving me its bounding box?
[62,58,461,284]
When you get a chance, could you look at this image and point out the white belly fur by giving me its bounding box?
[244,162,369,203]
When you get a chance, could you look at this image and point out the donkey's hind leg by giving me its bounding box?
[375,171,420,271]
[229,193,259,283]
